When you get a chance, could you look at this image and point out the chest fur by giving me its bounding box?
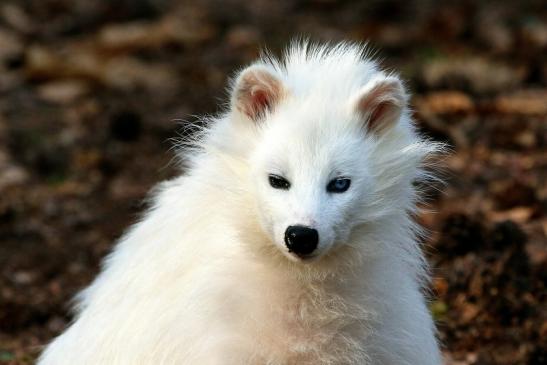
[248,278,374,364]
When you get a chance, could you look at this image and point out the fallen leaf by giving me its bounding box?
[415,91,474,115]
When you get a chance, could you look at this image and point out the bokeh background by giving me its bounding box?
[0,0,546,364]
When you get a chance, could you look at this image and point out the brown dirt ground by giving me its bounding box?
[0,1,545,364]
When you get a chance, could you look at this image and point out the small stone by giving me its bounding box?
[0,153,28,192]
[37,80,90,105]
[12,271,34,285]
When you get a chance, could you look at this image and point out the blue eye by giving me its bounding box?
[327,178,351,193]
[269,174,291,190]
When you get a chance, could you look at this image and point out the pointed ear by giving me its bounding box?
[352,76,407,134]
[231,65,286,122]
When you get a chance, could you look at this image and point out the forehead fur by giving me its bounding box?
[179,42,436,177]
[255,42,380,105]
[256,119,368,174]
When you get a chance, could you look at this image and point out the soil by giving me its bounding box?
[0,1,545,364]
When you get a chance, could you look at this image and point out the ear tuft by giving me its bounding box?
[231,65,285,121]
[353,76,407,134]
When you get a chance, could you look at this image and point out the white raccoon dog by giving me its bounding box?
[39,42,443,365]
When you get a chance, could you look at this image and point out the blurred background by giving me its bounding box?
[0,0,545,364]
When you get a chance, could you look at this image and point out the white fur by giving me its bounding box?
[39,42,443,365]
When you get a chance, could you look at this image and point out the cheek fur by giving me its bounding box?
[254,184,288,241]
[323,193,362,241]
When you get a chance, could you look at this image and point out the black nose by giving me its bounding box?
[284,226,319,257]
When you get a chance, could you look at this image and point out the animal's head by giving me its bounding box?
[219,44,437,263]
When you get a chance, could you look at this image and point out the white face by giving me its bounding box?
[250,105,374,262]
[231,61,408,263]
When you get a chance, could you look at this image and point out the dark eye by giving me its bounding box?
[268,174,291,190]
[327,178,351,193]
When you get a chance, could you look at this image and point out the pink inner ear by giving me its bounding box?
[251,89,271,116]
[367,100,393,131]
[357,79,405,133]
[235,68,284,121]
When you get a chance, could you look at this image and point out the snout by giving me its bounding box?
[284,225,319,258]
